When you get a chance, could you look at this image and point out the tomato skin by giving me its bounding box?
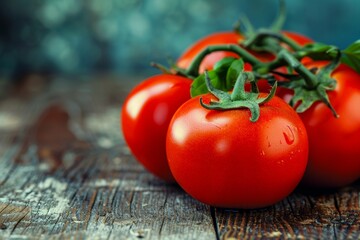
[293,62,360,188]
[283,31,313,46]
[176,31,312,74]
[166,94,308,208]
[121,75,192,182]
[177,32,244,73]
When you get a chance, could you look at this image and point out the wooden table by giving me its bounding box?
[0,75,359,240]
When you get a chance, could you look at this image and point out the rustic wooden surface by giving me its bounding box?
[0,75,359,240]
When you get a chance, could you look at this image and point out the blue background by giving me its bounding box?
[0,0,359,78]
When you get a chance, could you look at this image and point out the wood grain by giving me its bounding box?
[215,183,360,239]
[0,75,358,239]
[0,76,216,239]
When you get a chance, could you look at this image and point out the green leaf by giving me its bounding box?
[213,57,237,71]
[190,57,238,97]
[191,70,222,97]
[226,59,245,89]
[341,40,360,73]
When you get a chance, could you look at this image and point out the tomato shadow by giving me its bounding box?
[294,178,360,196]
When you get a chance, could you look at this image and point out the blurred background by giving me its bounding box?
[0,0,359,79]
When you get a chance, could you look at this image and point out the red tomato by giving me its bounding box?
[284,31,313,46]
[121,75,192,182]
[177,32,244,73]
[290,62,360,188]
[176,31,312,74]
[166,94,308,208]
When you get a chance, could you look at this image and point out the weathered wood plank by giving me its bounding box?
[215,182,360,240]
[0,76,217,239]
[0,167,216,239]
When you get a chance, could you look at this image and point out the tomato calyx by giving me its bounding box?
[277,49,340,117]
[200,59,277,122]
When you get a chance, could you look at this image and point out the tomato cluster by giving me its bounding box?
[121,21,360,209]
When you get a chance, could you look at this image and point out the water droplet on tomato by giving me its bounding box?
[283,125,295,145]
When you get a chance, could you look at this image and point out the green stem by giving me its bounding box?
[254,57,286,75]
[277,33,303,51]
[150,62,172,74]
[243,30,302,52]
[185,44,262,77]
[270,0,286,31]
[254,49,313,75]
[278,50,318,89]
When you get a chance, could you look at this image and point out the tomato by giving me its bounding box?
[176,31,312,74]
[177,32,244,73]
[288,62,360,188]
[283,31,313,46]
[166,94,308,208]
[121,74,192,182]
